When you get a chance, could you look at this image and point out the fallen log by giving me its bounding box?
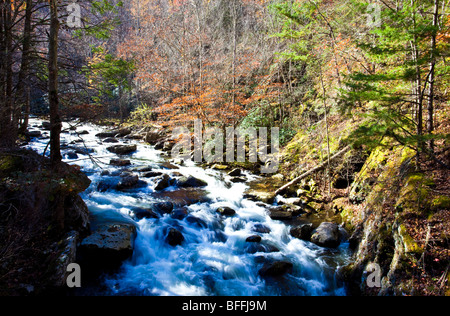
[275,146,351,196]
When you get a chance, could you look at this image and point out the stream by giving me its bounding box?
[25,117,351,296]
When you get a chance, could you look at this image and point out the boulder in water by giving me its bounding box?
[258,261,293,278]
[116,174,139,190]
[110,159,131,167]
[165,228,184,246]
[79,222,137,267]
[290,223,313,241]
[216,206,236,217]
[106,144,137,155]
[177,175,208,188]
[310,222,341,248]
[154,174,172,191]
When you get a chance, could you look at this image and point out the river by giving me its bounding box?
[25,117,351,296]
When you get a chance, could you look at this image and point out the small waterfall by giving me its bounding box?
[25,117,351,296]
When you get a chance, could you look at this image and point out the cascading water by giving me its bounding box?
[25,117,351,296]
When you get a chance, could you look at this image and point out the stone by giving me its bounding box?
[110,159,131,167]
[290,223,313,241]
[216,206,236,216]
[166,228,184,246]
[132,165,153,173]
[267,206,293,220]
[246,235,262,243]
[228,168,242,177]
[177,175,208,188]
[311,222,341,248]
[133,208,159,220]
[116,174,139,190]
[252,223,271,234]
[258,261,293,278]
[145,128,164,145]
[243,190,276,204]
[230,177,247,183]
[154,174,172,191]
[106,144,137,155]
[79,222,137,266]
[96,131,118,138]
[153,201,174,215]
[142,171,163,178]
[103,137,119,143]
[66,151,78,160]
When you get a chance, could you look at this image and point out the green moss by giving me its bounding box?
[399,224,423,255]
[431,195,450,211]
[0,155,22,177]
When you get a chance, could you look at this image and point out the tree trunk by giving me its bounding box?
[18,0,34,135]
[48,0,62,168]
[427,0,439,153]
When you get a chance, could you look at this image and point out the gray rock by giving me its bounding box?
[110,159,131,166]
[290,223,313,241]
[116,174,139,190]
[154,174,172,191]
[311,222,341,248]
[80,222,137,266]
[177,175,208,188]
[258,261,293,277]
[106,144,137,155]
[216,206,236,216]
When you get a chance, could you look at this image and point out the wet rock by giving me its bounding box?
[166,228,184,246]
[228,168,242,177]
[230,177,247,183]
[66,151,79,160]
[42,121,51,130]
[132,166,153,173]
[110,159,131,167]
[211,164,229,170]
[106,144,137,155]
[185,215,208,228]
[153,188,211,206]
[25,130,42,138]
[290,223,313,241]
[79,222,137,267]
[171,208,189,220]
[78,130,89,135]
[116,127,132,137]
[145,127,164,145]
[116,174,139,190]
[142,171,163,178]
[252,223,271,234]
[154,174,172,191]
[246,235,262,243]
[258,261,293,278]
[311,222,341,248]
[216,206,236,216]
[243,190,276,204]
[133,208,159,220]
[96,131,118,138]
[153,201,174,215]
[267,206,293,220]
[103,137,119,143]
[159,162,180,170]
[177,175,208,188]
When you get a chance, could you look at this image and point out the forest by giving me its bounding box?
[0,0,449,297]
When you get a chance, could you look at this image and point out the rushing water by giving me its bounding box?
[26,118,351,296]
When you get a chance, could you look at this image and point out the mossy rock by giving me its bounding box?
[0,155,23,178]
[398,224,423,255]
[431,195,450,211]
